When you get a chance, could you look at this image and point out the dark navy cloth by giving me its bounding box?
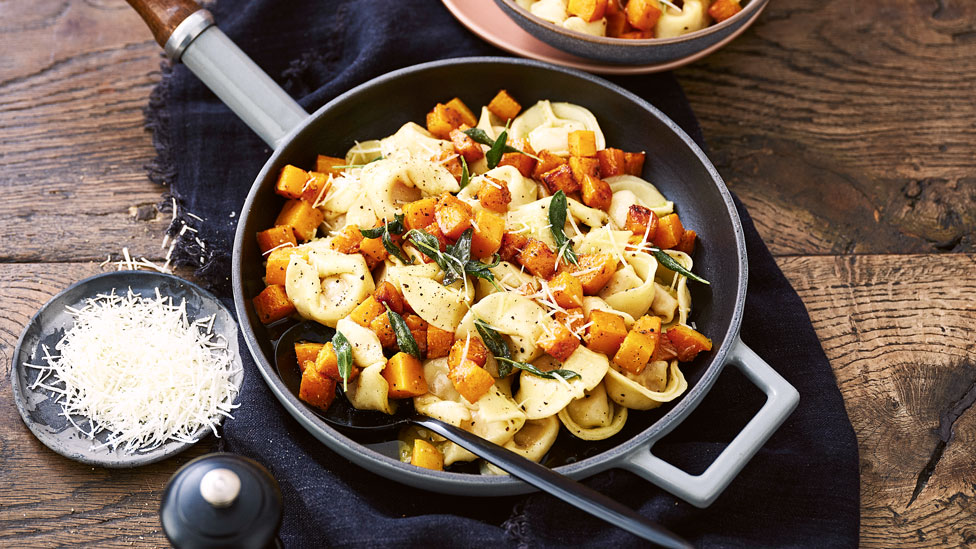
[145,1,860,546]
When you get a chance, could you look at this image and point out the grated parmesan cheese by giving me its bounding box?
[24,288,240,453]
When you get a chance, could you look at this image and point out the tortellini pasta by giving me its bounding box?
[656,0,712,39]
[266,93,711,477]
[285,249,374,327]
[510,100,605,156]
[557,381,628,440]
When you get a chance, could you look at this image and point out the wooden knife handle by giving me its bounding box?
[126,0,203,47]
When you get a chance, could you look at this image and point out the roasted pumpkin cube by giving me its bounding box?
[499,231,529,263]
[652,213,684,249]
[605,9,629,37]
[411,439,444,471]
[487,89,522,120]
[256,225,297,256]
[349,295,386,327]
[374,281,404,314]
[426,325,454,359]
[708,0,742,22]
[497,151,537,178]
[538,321,580,361]
[584,310,628,356]
[253,285,294,324]
[330,224,363,254]
[370,313,397,348]
[449,337,490,370]
[568,0,607,21]
[404,314,428,356]
[359,235,388,269]
[426,103,466,139]
[651,334,679,362]
[295,342,324,373]
[301,172,331,204]
[674,229,697,255]
[613,315,661,374]
[445,97,478,128]
[542,164,580,195]
[471,210,505,259]
[532,150,568,180]
[276,164,311,199]
[384,352,428,398]
[623,151,646,175]
[314,341,361,383]
[620,30,653,39]
[548,271,584,308]
[519,239,558,279]
[315,155,347,176]
[299,365,336,412]
[403,198,438,231]
[450,127,485,164]
[555,308,586,335]
[563,253,618,295]
[580,175,613,211]
[596,148,626,177]
[625,0,662,31]
[478,177,512,212]
[567,130,598,157]
[667,325,713,362]
[433,149,464,181]
[265,246,307,286]
[435,193,474,240]
[275,199,323,241]
[625,204,659,241]
[569,156,600,182]
[449,359,496,403]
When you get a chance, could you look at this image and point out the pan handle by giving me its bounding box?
[620,337,799,508]
[127,0,308,148]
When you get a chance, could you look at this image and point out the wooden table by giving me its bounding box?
[1,0,973,546]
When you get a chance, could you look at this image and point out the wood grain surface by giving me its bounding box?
[1,0,974,546]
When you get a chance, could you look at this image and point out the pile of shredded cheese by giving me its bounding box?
[26,288,240,453]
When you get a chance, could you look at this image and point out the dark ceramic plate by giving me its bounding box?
[10,271,244,468]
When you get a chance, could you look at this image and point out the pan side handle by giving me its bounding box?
[620,337,799,508]
[127,1,308,148]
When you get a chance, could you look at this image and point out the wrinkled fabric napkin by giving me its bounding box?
[145,1,860,546]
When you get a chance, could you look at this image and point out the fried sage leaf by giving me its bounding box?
[485,130,507,169]
[653,250,710,285]
[548,191,578,267]
[465,254,503,292]
[459,156,471,189]
[474,318,512,376]
[385,305,420,358]
[332,330,354,391]
[360,213,411,264]
[495,357,581,381]
[462,128,539,165]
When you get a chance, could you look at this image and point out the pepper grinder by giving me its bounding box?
[160,453,283,549]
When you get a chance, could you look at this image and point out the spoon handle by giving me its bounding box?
[413,416,692,549]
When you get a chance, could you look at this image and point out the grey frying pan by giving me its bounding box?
[126,0,798,508]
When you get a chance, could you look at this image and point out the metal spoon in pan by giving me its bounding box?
[275,321,691,549]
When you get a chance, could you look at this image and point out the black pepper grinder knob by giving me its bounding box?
[160,453,283,549]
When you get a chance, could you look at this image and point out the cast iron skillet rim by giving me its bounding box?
[495,0,765,47]
[11,270,242,468]
[232,56,748,490]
